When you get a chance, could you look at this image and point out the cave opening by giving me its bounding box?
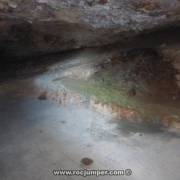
[0,1,180,180]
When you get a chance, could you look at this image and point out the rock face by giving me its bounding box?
[160,44,180,88]
[1,0,180,58]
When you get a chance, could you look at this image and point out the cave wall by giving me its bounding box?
[0,0,180,58]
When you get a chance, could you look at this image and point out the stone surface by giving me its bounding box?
[160,44,180,88]
[1,0,180,58]
[1,59,180,180]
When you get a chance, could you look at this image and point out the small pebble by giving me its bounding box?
[38,92,47,100]
[81,157,93,166]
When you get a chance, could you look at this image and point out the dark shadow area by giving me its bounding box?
[0,24,180,82]
[107,24,180,50]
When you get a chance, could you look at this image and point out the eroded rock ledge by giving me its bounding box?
[1,0,180,58]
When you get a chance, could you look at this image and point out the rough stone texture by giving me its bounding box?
[160,44,180,88]
[1,0,180,58]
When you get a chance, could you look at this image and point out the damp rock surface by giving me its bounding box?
[0,46,180,180]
